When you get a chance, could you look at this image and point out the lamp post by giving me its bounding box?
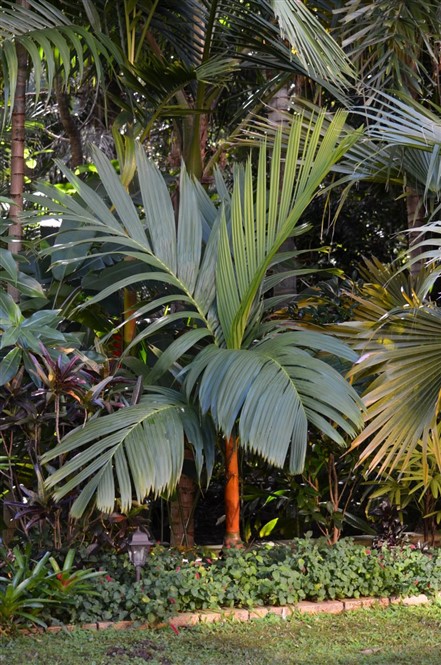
[128,528,153,582]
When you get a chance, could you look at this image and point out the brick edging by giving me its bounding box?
[19,593,432,634]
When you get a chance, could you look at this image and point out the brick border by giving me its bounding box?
[19,593,433,634]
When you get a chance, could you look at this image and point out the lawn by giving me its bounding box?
[2,605,441,665]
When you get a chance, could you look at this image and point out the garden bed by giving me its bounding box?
[47,539,441,627]
[3,539,441,634]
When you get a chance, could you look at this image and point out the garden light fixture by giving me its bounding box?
[128,528,153,582]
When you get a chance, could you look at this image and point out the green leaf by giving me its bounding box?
[0,347,22,385]
[259,517,279,537]
[0,271,46,299]
[42,392,209,517]
[0,248,18,280]
[186,337,363,474]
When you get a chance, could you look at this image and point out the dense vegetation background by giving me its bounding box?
[2,0,441,568]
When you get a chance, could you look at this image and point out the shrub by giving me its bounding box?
[63,540,441,626]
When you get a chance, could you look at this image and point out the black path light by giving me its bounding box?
[128,528,153,582]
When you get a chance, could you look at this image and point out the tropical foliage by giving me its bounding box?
[3,2,441,618]
[33,111,364,517]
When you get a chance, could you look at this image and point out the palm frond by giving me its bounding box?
[336,0,439,100]
[349,306,441,474]
[186,332,363,474]
[34,143,221,353]
[272,0,354,87]
[42,390,213,517]
[217,109,361,349]
[0,0,121,114]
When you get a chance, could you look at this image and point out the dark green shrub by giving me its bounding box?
[63,540,441,627]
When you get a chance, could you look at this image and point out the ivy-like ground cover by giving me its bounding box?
[66,540,440,626]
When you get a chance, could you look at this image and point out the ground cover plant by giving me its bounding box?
[3,540,440,631]
[3,605,441,665]
[64,541,441,626]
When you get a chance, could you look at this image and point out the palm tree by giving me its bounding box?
[0,0,120,298]
[340,236,441,476]
[0,0,360,546]
[80,0,354,176]
[335,0,441,271]
[36,110,364,544]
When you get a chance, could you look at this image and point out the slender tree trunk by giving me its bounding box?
[54,76,83,168]
[8,1,29,301]
[223,436,242,547]
[269,84,297,300]
[406,187,425,278]
[169,446,197,547]
[123,288,137,348]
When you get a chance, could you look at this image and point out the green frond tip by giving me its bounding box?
[216,109,360,350]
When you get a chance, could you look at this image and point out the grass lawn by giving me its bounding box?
[2,604,441,665]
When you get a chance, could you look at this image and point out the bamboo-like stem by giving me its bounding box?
[8,0,29,301]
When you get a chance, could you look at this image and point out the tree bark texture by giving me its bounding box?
[223,436,242,547]
[8,5,29,300]
[54,76,83,168]
[169,447,197,547]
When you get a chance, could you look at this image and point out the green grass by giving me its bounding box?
[3,605,441,665]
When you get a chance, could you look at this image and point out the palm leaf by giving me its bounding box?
[272,0,354,87]
[0,0,121,114]
[350,307,441,474]
[35,143,221,350]
[336,0,439,99]
[42,391,212,517]
[217,109,361,349]
[186,332,363,474]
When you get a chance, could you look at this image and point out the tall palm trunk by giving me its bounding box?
[223,436,242,547]
[270,84,297,300]
[8,0,29,301]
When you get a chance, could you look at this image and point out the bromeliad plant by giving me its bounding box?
[0,548,52,633]
[35,111,365,544]
[0,545,102,633]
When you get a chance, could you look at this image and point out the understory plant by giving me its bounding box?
[0,546,101,633]
[64,540,441,626]
[242,438,373,545]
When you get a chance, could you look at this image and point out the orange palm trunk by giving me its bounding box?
[224,436,242,547]
[123,289,137,348]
